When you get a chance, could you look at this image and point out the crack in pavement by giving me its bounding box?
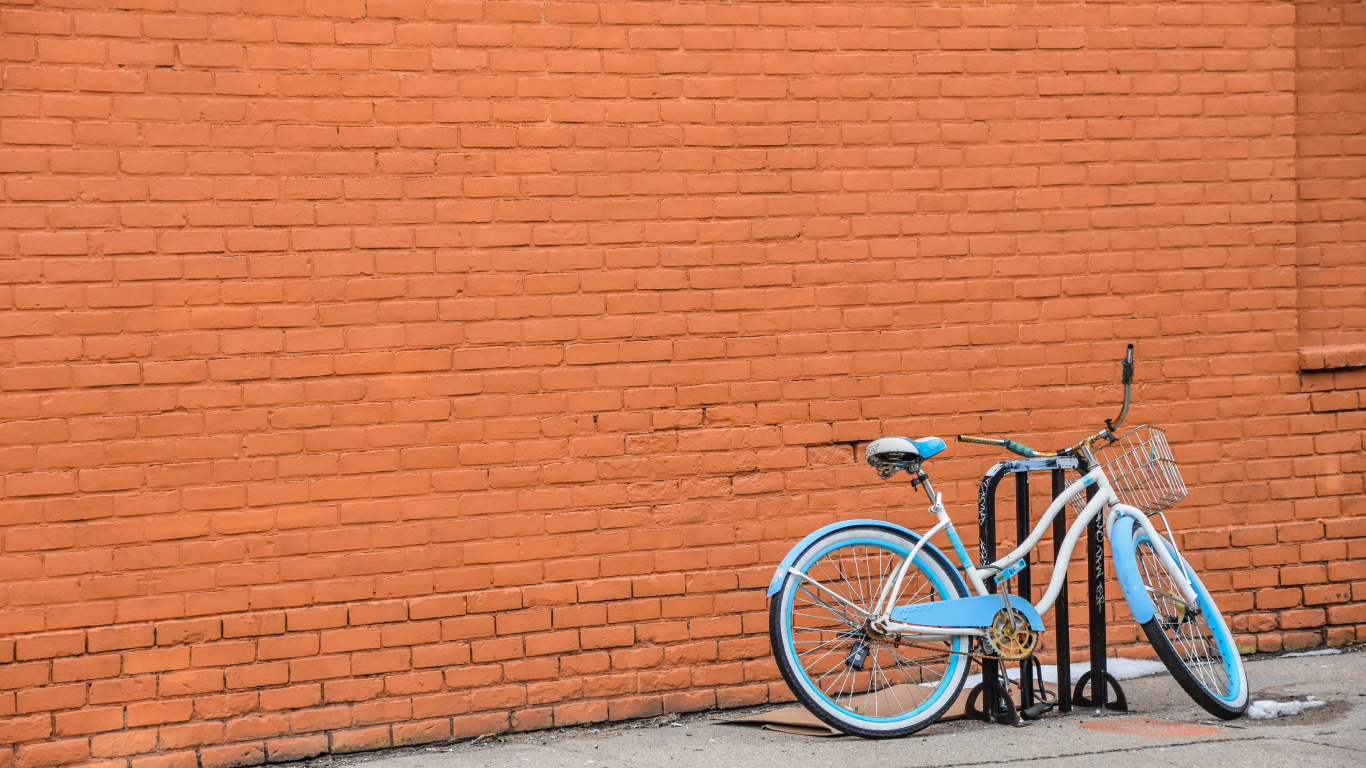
[916,734,1270,767]
[1280,735,1366,755]
[546,731,1272,768]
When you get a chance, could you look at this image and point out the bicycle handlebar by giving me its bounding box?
[1113,343,1134,431]
[957,435,1045,458]
[957,343,1137,458]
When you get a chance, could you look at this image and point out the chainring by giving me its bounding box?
[983,607,1039,660]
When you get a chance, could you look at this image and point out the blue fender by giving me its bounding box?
[766,519,968,598]
[1112,514,1156,624]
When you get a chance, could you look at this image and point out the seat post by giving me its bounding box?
[914,471,937,505]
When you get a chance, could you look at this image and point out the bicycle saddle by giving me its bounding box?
[865,436,947,477]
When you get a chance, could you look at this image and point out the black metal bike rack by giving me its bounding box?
[965,457,1127,724]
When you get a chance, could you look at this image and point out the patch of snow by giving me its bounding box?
[1101,658,1169,682]
[963,657,1167,688]
[1247,697,1326,719]
[1280,648,1340,658]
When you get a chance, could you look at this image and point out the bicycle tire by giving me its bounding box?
[769,525,971,737]
[1112,515,1248,719]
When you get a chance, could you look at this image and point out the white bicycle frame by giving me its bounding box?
[854,466,1199,640]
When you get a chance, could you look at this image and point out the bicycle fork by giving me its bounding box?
[1107,502,1199,611]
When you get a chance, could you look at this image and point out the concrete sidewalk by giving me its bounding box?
[310,648,1366,768]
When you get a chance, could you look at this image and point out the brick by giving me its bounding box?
[331,726,392,754]
[16,631,84,660]
[1,716,52,745]
[608,695,663,721]
[54,707,123,736]
[126,699,193,727]
[17,684,85,714]
[449,712,508,740]
[88,728,156,759]
[129,751,198,768]
[16,740,88,768]
[264,735,326,764]
[198,743,266,768]
[1280,609,1327,630]
[553,701,609,728]
[392,719,451,746]
[157,722,225,750]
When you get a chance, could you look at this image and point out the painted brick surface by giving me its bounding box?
[1,1,1363,765]
[1296,0,1366,351]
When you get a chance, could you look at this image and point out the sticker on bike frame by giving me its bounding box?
[994,559,1026,584]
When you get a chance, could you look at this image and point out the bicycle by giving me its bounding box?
[766,345,1248,737]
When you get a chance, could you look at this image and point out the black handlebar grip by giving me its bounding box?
[1122,343,1135,386]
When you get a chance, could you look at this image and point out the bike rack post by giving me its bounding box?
[1072,480,1128,712]
[1050,469,1072,714]
[966,456,1126,724]
[969,464,1012,724]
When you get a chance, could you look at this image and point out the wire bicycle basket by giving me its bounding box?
[1090,425,1188,514]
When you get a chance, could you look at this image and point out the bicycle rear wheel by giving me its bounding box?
[769,525,971,738]
[1113,515,1248,719]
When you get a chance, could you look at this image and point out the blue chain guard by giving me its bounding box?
[890,593,1045,631]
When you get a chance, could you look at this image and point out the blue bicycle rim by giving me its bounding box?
[1133,528,1243,706]
[782,536,968,725]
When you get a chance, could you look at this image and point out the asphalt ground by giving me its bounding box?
[306,646,1366,768]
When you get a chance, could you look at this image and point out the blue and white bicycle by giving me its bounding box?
[767,346,1248,737]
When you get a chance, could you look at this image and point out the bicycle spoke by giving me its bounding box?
[794,580,864,627]
[881,647,936,707]
[902,575,931,606]
[1138,539,1230,698]
[849,549,867,611]
[829,554,860,612]
[883,645,948,686]
[800,637,854,677]
[877,548,887,610]
[812,650,847,686]
[864,657,877,718]
[875,654,910,714]
[794,635,849,661]
[824,659,855,704]
[868,655,887,716]
[776,531,967,731]
[790,611,853,629]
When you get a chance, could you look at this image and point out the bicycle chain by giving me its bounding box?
[885,634,1031,663]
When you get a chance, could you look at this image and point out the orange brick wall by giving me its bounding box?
[1,1,1363,766]
[1296,0,1366,349]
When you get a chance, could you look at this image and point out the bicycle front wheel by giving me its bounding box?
[1113,515,1248,719]
[769,525,971,738]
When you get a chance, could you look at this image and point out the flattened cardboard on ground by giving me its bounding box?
[725,680,1031,736]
